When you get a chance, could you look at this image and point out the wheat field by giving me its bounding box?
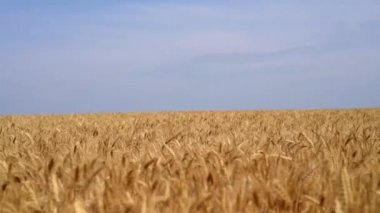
[0,109,379,212]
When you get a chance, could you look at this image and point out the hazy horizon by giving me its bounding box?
[1,0,380,115]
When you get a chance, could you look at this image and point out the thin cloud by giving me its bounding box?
[1,1,379,114]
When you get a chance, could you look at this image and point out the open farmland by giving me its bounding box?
[0,109,379,212]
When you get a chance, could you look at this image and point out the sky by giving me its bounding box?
[1,0,380,114]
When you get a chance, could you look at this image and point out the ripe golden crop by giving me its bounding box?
[0,109,379,212]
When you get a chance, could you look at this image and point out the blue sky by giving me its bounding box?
[1,0,380,114]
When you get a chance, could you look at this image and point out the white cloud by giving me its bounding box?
[1,0,380,113]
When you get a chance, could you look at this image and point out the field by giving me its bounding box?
[0,109,379,212]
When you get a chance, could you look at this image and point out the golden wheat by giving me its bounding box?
[0,109,379,212]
